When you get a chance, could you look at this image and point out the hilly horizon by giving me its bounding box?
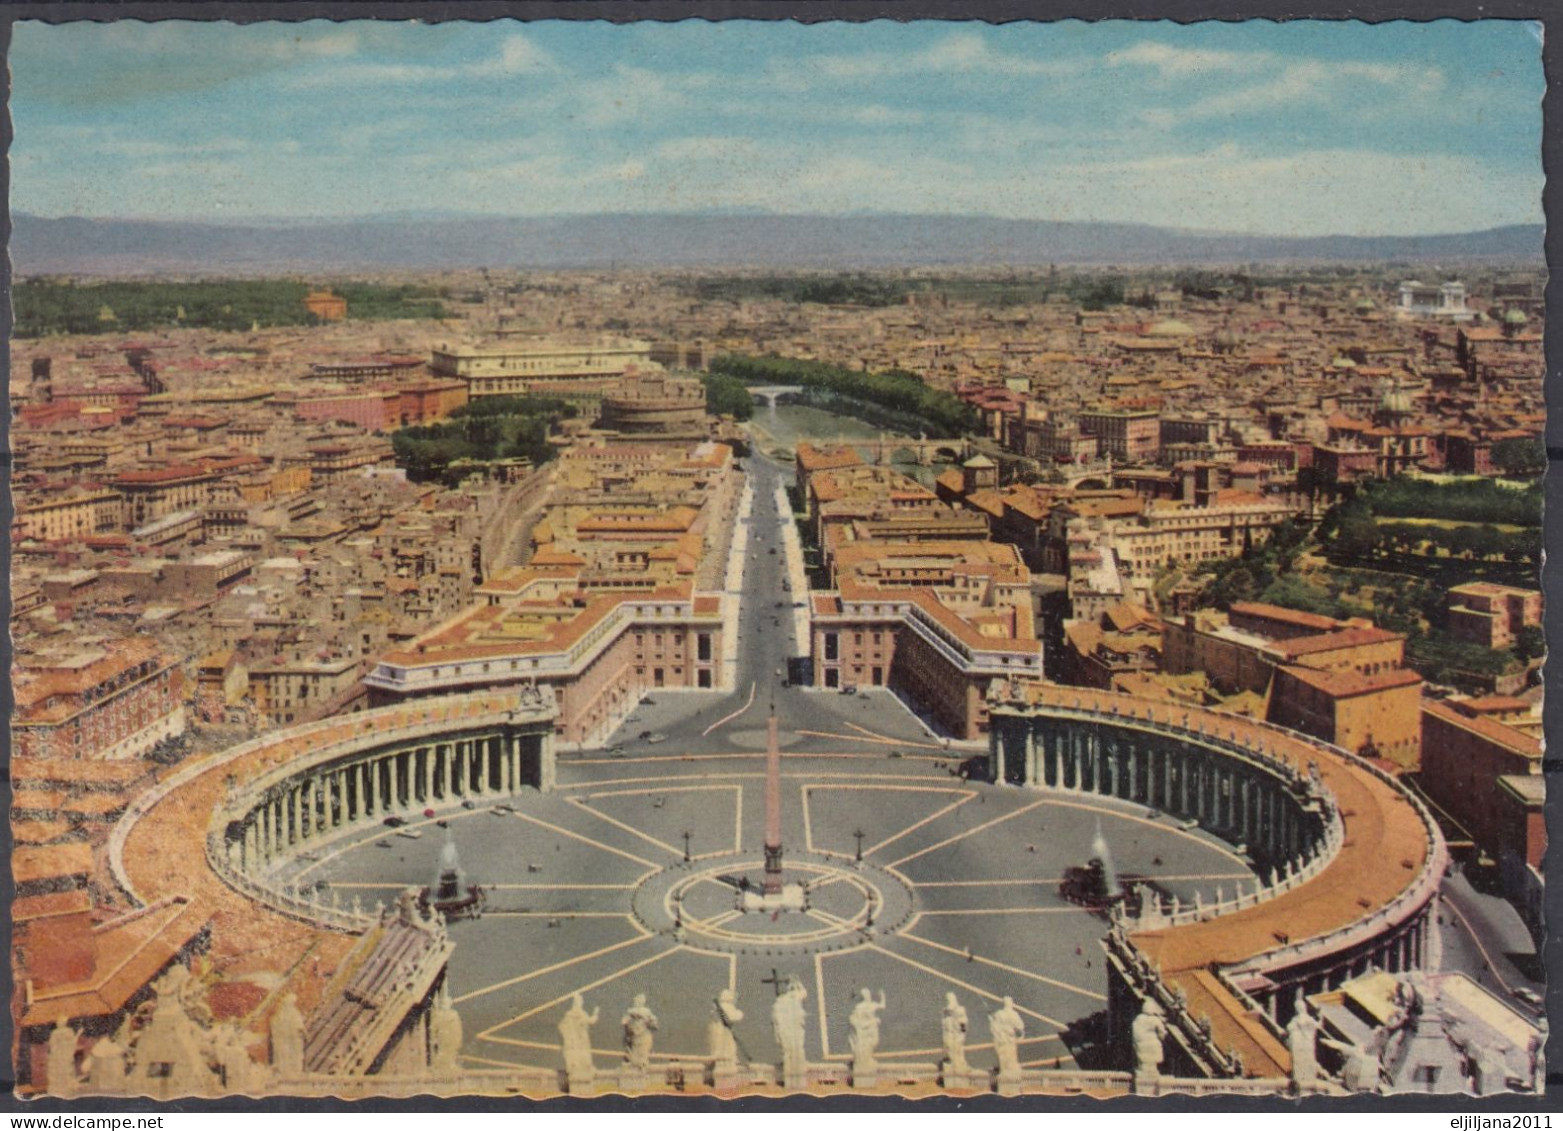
[10,212,1545,276]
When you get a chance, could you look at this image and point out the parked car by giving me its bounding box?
[841,684,858,695]
[638,729,654,740]
[383,815,408,828]
[646,733,669,744]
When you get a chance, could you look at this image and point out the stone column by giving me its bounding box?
[423,746,435,803]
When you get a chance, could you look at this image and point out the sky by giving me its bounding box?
[9,19,1546,237]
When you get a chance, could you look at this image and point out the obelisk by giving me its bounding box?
[763,710,784,894]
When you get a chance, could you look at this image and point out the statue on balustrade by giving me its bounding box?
[771,978,809,1086]
[621,993,659,1071]
[47,1023,79,1097]
[941,992,970,1078]
[270,993,305,1078]
[558,994,600,1087]
[429,987,464,1079]
[1131,998,1167,1084]
[988,996,1025,1080]
[847,988,885,1074]
[707,988,744,1072]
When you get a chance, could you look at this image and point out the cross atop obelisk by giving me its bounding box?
[763,709,784,895]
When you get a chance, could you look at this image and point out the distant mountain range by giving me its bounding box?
[10,212,1545,276]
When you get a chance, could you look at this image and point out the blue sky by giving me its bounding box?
[10,19,1545,236]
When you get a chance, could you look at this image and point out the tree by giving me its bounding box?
[1322,498,1380,563]
[1514,624,1546,664]
[1492,437,1546,478]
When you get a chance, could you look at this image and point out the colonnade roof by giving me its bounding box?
[1004,682,1441,1081]
[118,691,532,1023]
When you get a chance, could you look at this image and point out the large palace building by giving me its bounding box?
[430,336,655,409]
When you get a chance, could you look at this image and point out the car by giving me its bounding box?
[396,829,423,840]
[768,548,777,555]
[461,798,477,810]
[646,733,669,744]
[641,697,657,706]
[774,601,785,608]
[775,668,784,677]
[383,815,408,828]
[638,729,653,740]
[793,601,806,608]
[1515,988,1544,1010]
[841,684,858,695]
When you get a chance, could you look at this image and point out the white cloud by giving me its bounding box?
[1108,41,1273,76]
[792,30,1087,85]
[1142,58,1446,126]
[287,32,554,88]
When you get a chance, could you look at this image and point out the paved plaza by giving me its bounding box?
[267,450,1263,1078]
[281,741,1255,1077]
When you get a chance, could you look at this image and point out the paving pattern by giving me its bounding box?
[280,733,1256,1077]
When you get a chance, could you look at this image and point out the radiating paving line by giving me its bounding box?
[795,730,945,758]
[452,928,653,1005]
[480,946,683,1035]
[1041,796,1253,866]
[504,809,659,868]
[289,807,490,879]
[864,943,1067,1030]
[800,781,973,857]
[888,797,1052,868]
[919,908,1091,916]
[914,872,1253,888]
[900,931,1107,1003]
[566,795,685,858]
[815,952,832,1058]
[485,883,637,891]
[484,911,634,919]
[864,792,979,858]
[844,721,949,751]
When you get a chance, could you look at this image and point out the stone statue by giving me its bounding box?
[1323,1035,1382,1094]
[1131,999,1168,1084]
[83,1037,127,1094]
[941,993,970,1078]
[708,989,744,1072]
[429,987,464,1079]
[847,988,886,1075]
[987,996,1025,1080]
[214,1023,262,1095]
[771,978,809,1087]
[270,993,305,1077]
[621,993,659,1071]
[135,968,213,1095]
[558,994,600,1088]
[1286,1000,1321,1087]
[46,1023,78,1097]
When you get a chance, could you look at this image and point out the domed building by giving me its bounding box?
[596,372,708,436]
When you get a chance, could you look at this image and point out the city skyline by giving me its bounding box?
[11,19,1545,237]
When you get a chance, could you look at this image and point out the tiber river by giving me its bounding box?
[750,400,955,488]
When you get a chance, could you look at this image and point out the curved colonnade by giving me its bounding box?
[109,679,1443,1092]
[110,691,557,969]
[986,684,1447,1079]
